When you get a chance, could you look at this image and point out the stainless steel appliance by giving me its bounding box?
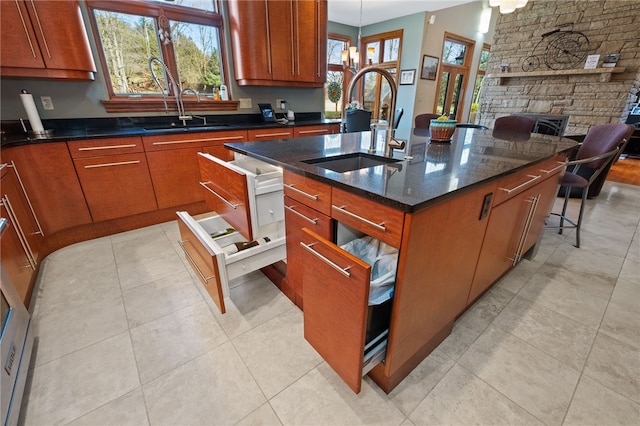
[1,217,34,426]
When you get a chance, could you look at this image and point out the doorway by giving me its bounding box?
[435,33,475,121]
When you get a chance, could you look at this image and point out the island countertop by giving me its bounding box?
[225,127,578,213]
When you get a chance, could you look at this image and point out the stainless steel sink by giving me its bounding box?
[302,153,400,173]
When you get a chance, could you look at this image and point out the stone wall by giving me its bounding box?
[479,0,640,135]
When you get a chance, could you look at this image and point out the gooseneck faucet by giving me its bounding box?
[343,66,405,157]
[149,56,199,126]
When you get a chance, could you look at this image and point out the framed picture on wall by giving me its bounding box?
[421,55,439,80]
[399,69,416,85]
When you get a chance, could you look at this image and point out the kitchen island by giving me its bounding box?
[225,127,578,394]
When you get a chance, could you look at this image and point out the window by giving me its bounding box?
[469,43,490,123]
[359,30,402,121]
[435,32,475,121]
[325,34,351,119]
[87,0,234,113]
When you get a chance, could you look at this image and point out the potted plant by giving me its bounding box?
[429,115,457,142]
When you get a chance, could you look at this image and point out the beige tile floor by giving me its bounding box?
[19,180,640,426]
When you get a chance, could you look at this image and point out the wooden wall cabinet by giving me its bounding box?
[143,130,247,209]
[0,0,96,80]
[227,0,327,87]
[69,137,157,222]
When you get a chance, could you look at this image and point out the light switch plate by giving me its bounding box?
[239,98,252,109]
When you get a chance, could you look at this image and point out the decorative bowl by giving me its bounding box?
[429,119,457,142]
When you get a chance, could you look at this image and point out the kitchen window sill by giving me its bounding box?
[100,98,240,113]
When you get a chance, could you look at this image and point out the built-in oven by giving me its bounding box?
[1,217,34,426]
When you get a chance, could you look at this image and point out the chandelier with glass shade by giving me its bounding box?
[489,0,528,14]
[341,0,374,72]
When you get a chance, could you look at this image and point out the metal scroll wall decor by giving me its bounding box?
[522,23,590,71]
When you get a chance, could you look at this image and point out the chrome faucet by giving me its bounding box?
[343,66,405,157]
[148,56,200,126]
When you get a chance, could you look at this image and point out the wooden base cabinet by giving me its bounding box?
[143,130,246,209]
[69,138,157,222]
[468,155,566,305]
[177,153,286,313]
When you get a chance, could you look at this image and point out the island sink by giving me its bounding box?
[302,152,400,173]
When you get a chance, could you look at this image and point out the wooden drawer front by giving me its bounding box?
[248,128,294,141]
[74,153,158,222]
[284,195,333,307]
[493,155,566,206]
[201,145,234,162]
[69,137,143,158]
[142,130,248,152]
[301,228,371,394]
[331,187,404,248]
[177,214,226,314]
[283,170,332,215]
[197,154,252,240]
[294,124,340,137]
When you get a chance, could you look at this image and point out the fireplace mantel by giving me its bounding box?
[487,67,626,85]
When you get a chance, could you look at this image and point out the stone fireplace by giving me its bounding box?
[478,0,640,136]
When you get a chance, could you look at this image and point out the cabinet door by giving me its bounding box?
[283,195,332,308]
[2,143,91,235]
[74,153,158,222]
[26,0,95,73]
[301,228,371,394]
[294,0,325,84]
[1,167,41,265]
[227,0,271,83]
[268,0,295,82]
[197,154,253,240]
[146,147,204,209]
[177,213,225,314]
[0,0,45,69]
[1,205,36,306]
[469,185,540,304]
[283,170,332,215]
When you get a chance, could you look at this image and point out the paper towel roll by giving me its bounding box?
[20,90,44,133]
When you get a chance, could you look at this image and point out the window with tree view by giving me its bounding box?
[87,0,228,112]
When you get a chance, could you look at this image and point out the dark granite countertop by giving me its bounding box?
[225,127,578,213]
[0,113,340,147]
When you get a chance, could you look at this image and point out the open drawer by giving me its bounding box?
[300,227,396,394]
[177,211,286,314]
[197,152,284,241]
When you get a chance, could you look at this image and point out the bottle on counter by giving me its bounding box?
[222,240,259,255]
[219,84,228,101]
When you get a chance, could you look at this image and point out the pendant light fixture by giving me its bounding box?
[489,0,528,14]
[342,0,364,72]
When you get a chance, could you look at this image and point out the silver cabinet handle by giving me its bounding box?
[78,144,137,151]
[499,175,541,194]
[178,240,216,282]
[332,205,386,232]
[8,161,44,236]
[83,160,141,169]
[152,135,244,145]
[253,132,291,138]
[29,0,51,59]
[290,0,296,75]
[264,0,272,75]
[297,129,329,135]
[540,162,567,174]
[15,0,37,58]
[300,242,351,277]
[283,183,318,200]
[284,204,318,224]
[509,194,540,265]
[199,181,239,209]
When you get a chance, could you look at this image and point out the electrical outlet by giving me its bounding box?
[276,98,286,110]
[41,96,54,110]
[239,98,252,109]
